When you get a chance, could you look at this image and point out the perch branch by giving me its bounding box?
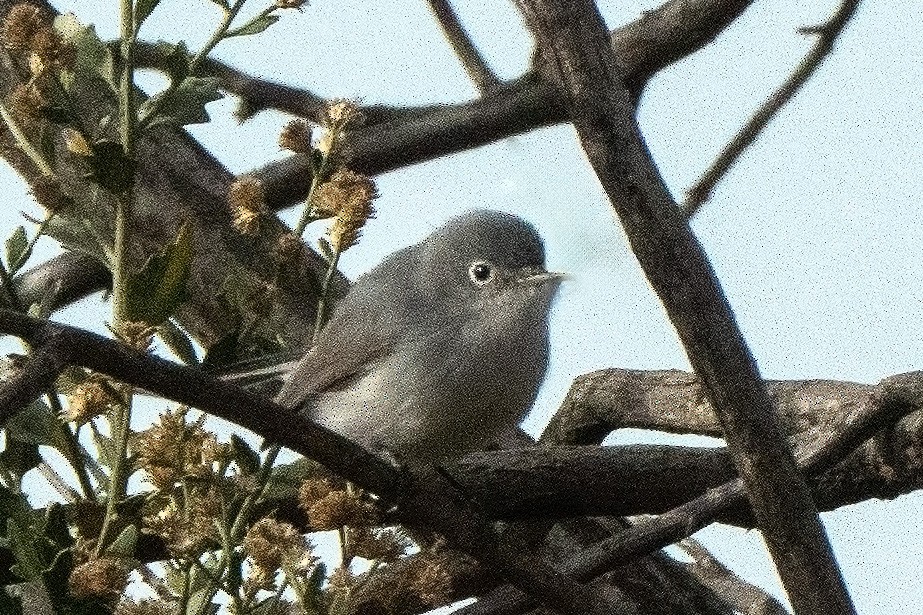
[0,310,629,615]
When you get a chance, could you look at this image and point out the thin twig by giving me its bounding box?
[426,0,501,94]
[682,0,861,216]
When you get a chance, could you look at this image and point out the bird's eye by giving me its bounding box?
[468,261,495,286]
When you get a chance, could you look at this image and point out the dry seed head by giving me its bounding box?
[63,377,117,424]
[346,526,409,562]
[137,408,215,490]
[306,489,378,530]
[311,169,377,252]
[243,517,309,573]
[63,128,92,157]
[228,176,267,235]
[274,231,303,263]
[116,598,176,615]
[278,119,312,154]
[275,0,308,9]
[68,556,130,600]
[117,320,156,352]
[1,3,45,52]
[7,82,47,131]
[320,99,365,131]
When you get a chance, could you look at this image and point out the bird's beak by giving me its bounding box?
[518,268,568,286]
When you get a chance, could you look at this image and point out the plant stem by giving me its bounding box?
[46,390,96,498]
[313,247,341,342]
[95,397,132,556]
[0,102,55,176]
[137,0,249,132]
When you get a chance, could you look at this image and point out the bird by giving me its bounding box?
[274,209,565,463]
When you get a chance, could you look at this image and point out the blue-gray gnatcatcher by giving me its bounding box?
[275,210,564,462]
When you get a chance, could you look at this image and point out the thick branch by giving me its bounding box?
[514,0,852,613]
[0,310,629,615]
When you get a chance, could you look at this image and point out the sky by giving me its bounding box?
[2,0,922,612]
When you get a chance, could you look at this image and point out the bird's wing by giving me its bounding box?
[274,262,406,410]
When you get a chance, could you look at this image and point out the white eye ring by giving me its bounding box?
[468,261,495,286]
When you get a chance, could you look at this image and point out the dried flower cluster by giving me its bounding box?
[68,555,130,601]
[1,3,73,75]
[143,487,223,557]
[243,517,316,594]
[136,407,223,490]
[298,477,378,530]
[228,176,268,235]
[312,168,378,251]
[63,376,119,424]
[278,119,312,154]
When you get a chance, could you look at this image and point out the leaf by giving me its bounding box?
[226,14,280,38]
[7,519,44,581]
[86,140,136,194]
[157,320,199,364]
[138,76,222,129]
[90,422,115,470]
[135,0,163,26]
[106,524,137,557]
[125,222,192,325]
[0,439,41,478]
[5,226,28,273]
[5,400,71,459]
[53,15,117,93]
[261,457,323,501]
[229,434,260,476]
[152,40,191,84]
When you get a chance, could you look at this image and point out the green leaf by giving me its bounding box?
[7,519,44,581]
[125,222,192,325]
[138,76,222,129]
[152,40,191,84]
[90,422,116,470]
[226,14,280,38]
[106,524,137,557]
[86,140,136,194]
[54,15,117,93]
[157,320,199,364]
[229,434,260,476]
[5,226,29,274]
[135,0,163,26]
[0,439,41,478]
[5,401,72,461]
[261,457,323,501]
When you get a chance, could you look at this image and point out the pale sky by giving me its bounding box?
[2,0,922,611]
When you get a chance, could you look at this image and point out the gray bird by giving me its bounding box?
[275,210,564,462]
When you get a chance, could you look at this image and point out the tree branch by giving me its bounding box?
[0,310,630,615]
[682,0,862,215]
[426,0,501,94]
[513,0,853,612]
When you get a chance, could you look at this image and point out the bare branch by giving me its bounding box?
[442,370,923,615]
[0,339,69,426]
[426,0,501,94]
[513,0,853,612]
[682,0,862,215]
